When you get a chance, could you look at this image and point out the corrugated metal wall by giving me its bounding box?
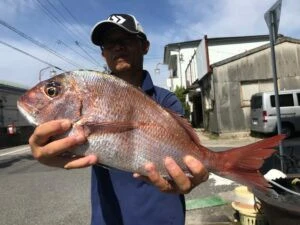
[202,41,300,134]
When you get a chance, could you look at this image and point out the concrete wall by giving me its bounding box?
[201,41,300,134]
[201,75,219,132]
[0,85,33,148]
[0,87,30,127]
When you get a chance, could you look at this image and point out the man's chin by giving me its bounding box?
[114,64,131,72]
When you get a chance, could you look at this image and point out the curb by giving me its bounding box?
[196,131,263,148]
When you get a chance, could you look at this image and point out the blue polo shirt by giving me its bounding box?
[91,71,185,225]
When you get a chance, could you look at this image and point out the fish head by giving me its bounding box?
[17,73,83,126]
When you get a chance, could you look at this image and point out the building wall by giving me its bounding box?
[167,47,198,90]
[0,85,33,147]
[208,41,268,64]
[195,40,208,80]
[186,39,269,85]
[185,52,198,87]
[201,74,219,132]
[0,88,29,127]
[201,41,300,134]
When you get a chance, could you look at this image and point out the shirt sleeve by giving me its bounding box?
[155,87,185,116]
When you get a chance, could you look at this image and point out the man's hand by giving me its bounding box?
[133,156,209,194]
[29,119,98,169]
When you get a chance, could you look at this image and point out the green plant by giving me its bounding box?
[174,86,190,118]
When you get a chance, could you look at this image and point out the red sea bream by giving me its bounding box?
[17,70,285,190]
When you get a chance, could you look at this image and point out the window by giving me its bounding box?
[297,93,300,105]
[251,96,262,109]
[270,94,294,107]
[172,68,177,78]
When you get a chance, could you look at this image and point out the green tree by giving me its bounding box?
[174,86,190,118]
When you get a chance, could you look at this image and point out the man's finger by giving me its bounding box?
[184,155,209,185]
[165,157,192,193]
[145,163,173,192]
[29,120,72,147]
[31,133,86,160]
[133,173,151,183]
[64,155,98,169]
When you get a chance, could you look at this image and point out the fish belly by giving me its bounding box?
[72,128,192,176]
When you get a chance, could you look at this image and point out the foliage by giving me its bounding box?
[174,86,190,118]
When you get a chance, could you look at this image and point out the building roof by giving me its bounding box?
[163,34,275,66]
[211,36,300,68]
[206,34,271,46]
[189,35,294,89]
[0,80,29,92]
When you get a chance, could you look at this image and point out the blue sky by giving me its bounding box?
[1,0,300,89]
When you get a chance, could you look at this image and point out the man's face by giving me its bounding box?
[101,28,149,74]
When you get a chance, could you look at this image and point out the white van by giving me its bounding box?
[250,89,300,137]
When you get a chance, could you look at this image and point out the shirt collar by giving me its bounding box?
[110,70,154,94]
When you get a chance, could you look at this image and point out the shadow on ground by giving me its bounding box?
[0,154,34,169]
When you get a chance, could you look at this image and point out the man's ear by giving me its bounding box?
[142,40,150,55]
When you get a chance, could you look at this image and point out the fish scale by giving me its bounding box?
[17,70,285,191]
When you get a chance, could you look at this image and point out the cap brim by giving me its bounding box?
[91,21,141,46]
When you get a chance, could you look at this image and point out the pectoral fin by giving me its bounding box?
[77,120,149,135]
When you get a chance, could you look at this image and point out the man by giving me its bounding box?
[29,14,208,225]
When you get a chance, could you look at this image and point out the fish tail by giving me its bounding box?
[208,134,285,191]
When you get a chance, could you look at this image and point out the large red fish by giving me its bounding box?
[17,70,284,191]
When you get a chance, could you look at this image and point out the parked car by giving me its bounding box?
[250,89,300,137]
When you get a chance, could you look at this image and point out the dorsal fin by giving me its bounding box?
[165,108,201,147]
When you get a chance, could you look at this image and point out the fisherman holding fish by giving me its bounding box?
[27,14,209,225]
[19,13,284,225]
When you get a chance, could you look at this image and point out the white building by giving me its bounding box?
[164,35,270,91]
[163,40,200,91]
[163,35,271,127]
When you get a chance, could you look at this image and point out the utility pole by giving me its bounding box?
[0,99,3,127]
[264,0,284,171]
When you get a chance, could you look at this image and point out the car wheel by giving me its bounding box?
[281,125,294,138]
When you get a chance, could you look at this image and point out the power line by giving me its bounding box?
[56,0,91,41]
[35,0,83,43]
[81,43,101,54]
[0,40,65,71]
[43,0,88,44]
[0,19,84,68]
[35,0,99,66]
[75,41,101,67]
[57,40,100,67]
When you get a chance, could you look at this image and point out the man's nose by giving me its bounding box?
[112,41,125,50]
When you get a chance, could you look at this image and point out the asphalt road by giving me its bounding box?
[0,145,262,225]
[0,146,91,225]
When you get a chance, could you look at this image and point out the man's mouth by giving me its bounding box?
[113,54,128,61]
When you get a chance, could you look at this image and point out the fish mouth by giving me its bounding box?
[17,100,39,126]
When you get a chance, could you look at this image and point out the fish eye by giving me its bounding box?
[46,87,58,97]
[45,81,61,98]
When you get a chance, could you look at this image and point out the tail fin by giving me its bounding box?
[210,134,285,191]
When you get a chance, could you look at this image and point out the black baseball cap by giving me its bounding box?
[91,14,147,46]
